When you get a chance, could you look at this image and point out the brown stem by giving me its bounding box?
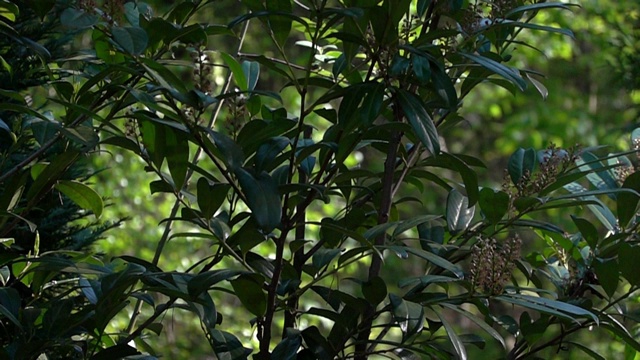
[283,127,311,335]
[354,101,403,359]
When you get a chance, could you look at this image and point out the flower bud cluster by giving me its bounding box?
[470,235,522,295]
[190,47,215,95]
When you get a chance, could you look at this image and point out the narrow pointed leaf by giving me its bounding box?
[437,311,467,360]
[461,53,527,91]
[397,88,440,156]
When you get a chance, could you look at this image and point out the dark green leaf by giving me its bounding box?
[389,294,424,338]
[437,152,479,205]
[508,148,536,185]
[221,52,248,91]
[619,243,640,286]
[0,288,21,328]
[230,274,267,317]
[165,129,189,190]
[393,215,442,237]
[235,168,281,232]
[272,330,302,360]
[479,188,509,224]
[461,52,527,91]
[441,303,506,349]
[412,54,431,84]
[31,0,56,20]
[266,0,293,45]
[60,8,98,29]
[112,26,148,55]
[577,151,619,197]
[400,247,464,278]
[505,2,576,18]
[26,150,79,203]
[209,329,252,359]
[437,311,467,360]
[397,88,440,156]
[255,136,290,172]
[593,258,618,298]
[496,294,598,324]
[564,182,617,231]
[90,344,139,360]
[197,178,231,220]
[566,341,605,360]
[571,216,599,249]
[497,20,575,39]
[312,248,341,271]
[206,129,245,170]
[617,171,640,228]
[362,276,387,305]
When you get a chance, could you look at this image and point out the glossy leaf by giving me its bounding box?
[564,182,617,231]
[437,311,467,360]
[577,151,619,197]
[242,60,260,91]
[209,330,252,359]
[497,294,598,324]
[400,247,464,278]
[55,180,104,218]
[207,129,245,170]
[461,53,527,91]
[508,147,536,186]
[397,88,440,156]
[389,294,424,338]
[26,150,80,203]
[446,189,475,234]
[441,303,506,349]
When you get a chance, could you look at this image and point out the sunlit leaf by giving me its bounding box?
[55,180,104,218]
[446,189,475,234]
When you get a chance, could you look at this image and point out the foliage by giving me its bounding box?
[1,0,640,359]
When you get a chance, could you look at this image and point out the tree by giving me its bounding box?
[1,0,640,359]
